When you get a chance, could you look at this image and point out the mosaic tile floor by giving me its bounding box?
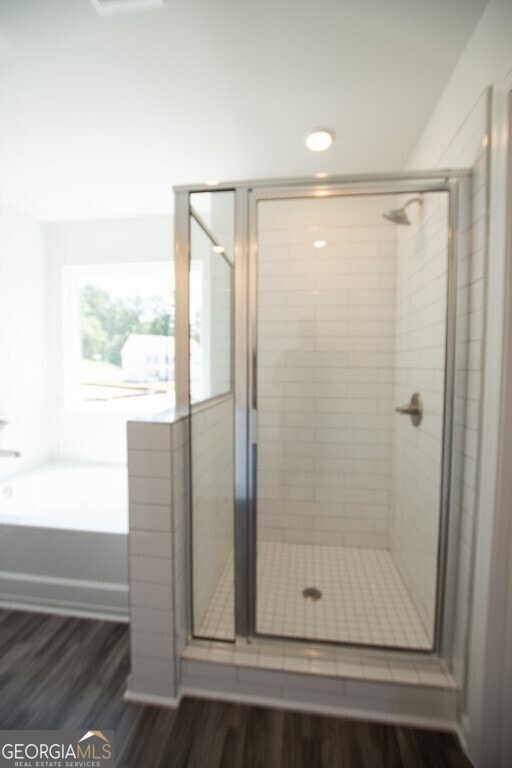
[198,542,431,649]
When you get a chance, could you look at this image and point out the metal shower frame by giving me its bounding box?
[174,169,471,658]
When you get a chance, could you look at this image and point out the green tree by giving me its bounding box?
[80,283,174,366]
[82,314,108,359]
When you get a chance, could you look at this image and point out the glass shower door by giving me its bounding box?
[253,189,450,650]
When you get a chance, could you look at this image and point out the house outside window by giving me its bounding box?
[64,262,175,409]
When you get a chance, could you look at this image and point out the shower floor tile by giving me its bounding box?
[198,542,431,650]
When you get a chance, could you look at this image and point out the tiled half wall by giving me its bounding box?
[127,415,188,702]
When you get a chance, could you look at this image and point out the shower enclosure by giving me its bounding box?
[174,172,468,655]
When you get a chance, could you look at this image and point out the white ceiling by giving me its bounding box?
[0,0,488,221]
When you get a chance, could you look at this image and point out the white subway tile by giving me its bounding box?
[132,655,175,684]
[127,421,172,451]
[130,630,174,659]
[129,503,172,532]
[130,581,173,610]
[182,659,238,681]
[128,477,172,506]
[130,531,172,559]
[130,555,172,585]
[131,606,174,634]
[128,449,171,479]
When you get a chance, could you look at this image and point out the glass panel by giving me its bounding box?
[189,191,235,640]
[189,218,232,403]
[255,191,449,649]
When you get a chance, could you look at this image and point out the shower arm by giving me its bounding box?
[403,196,423,211]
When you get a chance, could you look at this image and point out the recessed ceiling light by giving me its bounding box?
[212,245,225,254]
[306,130,335,152]
[315,172,329,178]
[205,180,220,186]
[313,240,327,249]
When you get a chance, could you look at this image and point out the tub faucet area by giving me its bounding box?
[0,418,19,456]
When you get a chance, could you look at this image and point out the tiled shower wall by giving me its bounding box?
[257,210,397,548]
[391,193,450,640]
[438,96,489,688]
[191,396,234,634]
[407,90,489,688]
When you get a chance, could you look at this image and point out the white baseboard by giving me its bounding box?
[0,569,128,592]
[0,570,128,621]
[0,597,129,623]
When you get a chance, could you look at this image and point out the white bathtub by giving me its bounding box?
[0,461,128,533]
[0,461,129,619]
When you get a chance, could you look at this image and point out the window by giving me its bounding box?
[64,262,174,409]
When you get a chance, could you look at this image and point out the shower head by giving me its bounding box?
[382,195,423,226]
[383,207,411,225]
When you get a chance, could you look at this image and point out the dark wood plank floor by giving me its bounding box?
[0,609,473,767]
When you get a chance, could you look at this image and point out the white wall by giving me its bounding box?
[0,201,49,478]
[44,215,173,465]
[405,0,512,763]
[257,196,397,548]
[391,193,449,643]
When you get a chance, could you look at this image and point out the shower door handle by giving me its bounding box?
[395,404,420,415]
[395,393,423,426]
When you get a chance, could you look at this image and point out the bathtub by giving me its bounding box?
[0,461,128,533]
[0,461,129,620]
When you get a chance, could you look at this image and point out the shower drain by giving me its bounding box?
[302,587,322,602]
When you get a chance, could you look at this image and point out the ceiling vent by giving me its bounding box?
[90,0,165,16]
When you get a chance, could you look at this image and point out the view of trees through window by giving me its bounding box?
[78,267,174,402]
